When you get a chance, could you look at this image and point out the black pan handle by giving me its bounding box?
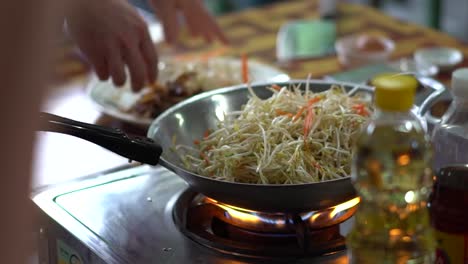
[38,112,162,165]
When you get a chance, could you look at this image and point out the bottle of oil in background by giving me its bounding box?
[432,68,468,173]
[347,73,435,263]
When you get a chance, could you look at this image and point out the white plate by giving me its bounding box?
[88,57,290,126]
[414,47,463,72]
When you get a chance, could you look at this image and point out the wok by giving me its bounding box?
[40,80,433,212]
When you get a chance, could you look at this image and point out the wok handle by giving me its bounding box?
[38,112,162,165]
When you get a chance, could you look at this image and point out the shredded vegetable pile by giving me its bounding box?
[176,84,372,184]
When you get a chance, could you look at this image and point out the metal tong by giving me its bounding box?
[38,112,162,165]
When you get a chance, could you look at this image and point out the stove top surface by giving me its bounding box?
[34,165,352,263]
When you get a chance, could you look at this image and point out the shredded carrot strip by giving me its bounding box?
[303,106,315,137]
[200,152,210,165]
[204,145,213,151]
[307,97,321,106]
[293,106,306,121]
[275,109,288,115]
[352,104,363,109]
[302,97,321,132]
[203,129,211,139]
[353,104,369,116]
[241,53,249,83]
[312,162,321,170]
[272,84,282,91]
[275,109,293,118]
[193,139,200,145]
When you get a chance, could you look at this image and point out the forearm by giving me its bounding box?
[0,0,63,263]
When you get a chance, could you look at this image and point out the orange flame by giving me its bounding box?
[206,196,361,224]
[329,197,361,218]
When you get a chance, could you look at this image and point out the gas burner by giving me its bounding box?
[173,189,360,259]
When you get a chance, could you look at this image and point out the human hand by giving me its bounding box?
[66,0,157,91]
[148,0,228,44]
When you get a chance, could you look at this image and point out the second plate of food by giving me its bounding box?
[88,56,290,126]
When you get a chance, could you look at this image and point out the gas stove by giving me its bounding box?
[33,165,357,264]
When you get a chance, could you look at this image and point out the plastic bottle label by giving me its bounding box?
[434,230,468,264]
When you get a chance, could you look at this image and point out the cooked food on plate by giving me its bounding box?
[126,58,246,119]
[176,84,373,184]
[88,55,288,125]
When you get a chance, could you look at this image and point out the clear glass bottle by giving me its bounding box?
[432,68,468,173]
[347,74,435,263]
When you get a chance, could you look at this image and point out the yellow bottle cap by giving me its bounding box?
[371,73,418,111]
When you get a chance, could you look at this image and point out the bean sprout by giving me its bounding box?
[177,84,372,184]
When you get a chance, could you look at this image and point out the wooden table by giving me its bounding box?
[33,0,468,188]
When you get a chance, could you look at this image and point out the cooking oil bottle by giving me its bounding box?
[347,74,435,263]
